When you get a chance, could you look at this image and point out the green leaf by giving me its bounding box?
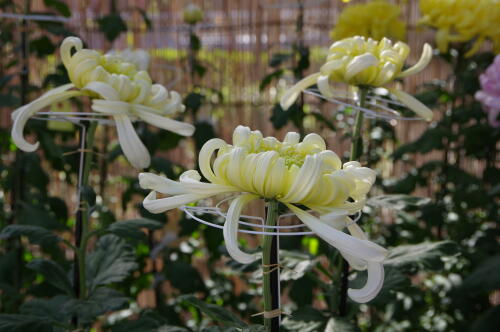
[384,241,459,272]
[270,103,289,129]
[97,14,127,42]
[26,259,73,296]
[460,254,500,294]
[269,52,293,67]
[0,314,53,332]
[282,307,327,332]
[20,295,72,324]
[184,92,205,114]
[325,317,360,332]
[165,261,205,293]
[194,121,216,151]
[64,287,129,325]
[367,194,431,211]
[0,225,61,246]
[29,36,56,58]
[260,69,284,91]
[18,203,66,230]
[81,185,96,207]
[108,218,163,240]
[86,235,137,292]
[180,295,246,328]
[279,250,318,281]
[43,0,71,17]
[469,305,500,332]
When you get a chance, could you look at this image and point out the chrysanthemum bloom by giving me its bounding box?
[140,126,387,303]
[419,0,500,57]
[331,0,406,42]
[475,55,500,127]
[106,48,151,71]
[183,3,204,25]
[280,36,434,121]
[11,36,194,169]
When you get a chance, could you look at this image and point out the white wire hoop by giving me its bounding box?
[180,196,362,236]
[304,88,423,122]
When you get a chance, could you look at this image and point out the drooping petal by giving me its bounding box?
[134,105,195,136]
[114,114,151,169]
[389,88,433,121]
[397,43,433,78]
[11,86,81,152]
[143,191,207,213]
[286,204,387,262]
[347,262,385,303]
[280,73,321,110]
[317,74,334,98]
[223,193,259,264]
[83,81,120,101]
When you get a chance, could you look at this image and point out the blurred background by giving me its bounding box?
[0,1,498,331]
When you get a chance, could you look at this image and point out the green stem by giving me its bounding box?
[262,200,280,331]
[338,87,369,316]
[76,121,97,301]
[350,88,368,161]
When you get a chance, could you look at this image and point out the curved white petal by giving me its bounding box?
[320,59,344,74]
[223,194,259,264]
[317,75,334,99]
[114,114,151,169]
[347,261,385,303]
[286,204,387,262]
[397,43,433,79]
[389,88,433,121]
[198,138,227,183]
[134,105,195,136]
[83,81,120,101]
[143,191,207,213]
[139,172,188,195]
[91,99,130,115]
[280,73,320,110]
[345,53,378,81]
[11,87,80,152]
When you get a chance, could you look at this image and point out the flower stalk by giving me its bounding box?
[339,87,368,316]
[73,120,97,304]
[262,200,280,331]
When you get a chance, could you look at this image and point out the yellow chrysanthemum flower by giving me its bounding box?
[281,36,434,121]
[419,0,500,57]
[11,37,194,169]
[331,0,406,42]
[140,125,387,303]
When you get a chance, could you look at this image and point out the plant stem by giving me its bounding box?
[339,87,368,316]
[73,120,97,305]
[262,200,280,331]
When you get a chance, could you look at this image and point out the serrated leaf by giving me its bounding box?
[384,241,459,272]
[325,317,360,332]
[165,261,205,293]
[279,250,318,281]
[86,235,137,292]
[108,218,163,240]
[20,295,72,323]
[469,305,500,332]
[26,259,73,296]
[64,287,129,325]
[282,307,327,332]
[0,314,53,332]
[180,295,246,328]
[367,194,431,211]
[0,225,61,246]
[460,254,500,294]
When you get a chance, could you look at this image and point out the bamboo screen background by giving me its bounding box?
[1,0,484,221]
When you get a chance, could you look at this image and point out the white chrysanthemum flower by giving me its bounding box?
[106,48,151,71]
[280,36,434,121]
[11,36,194,169]
[140,125,387,303]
